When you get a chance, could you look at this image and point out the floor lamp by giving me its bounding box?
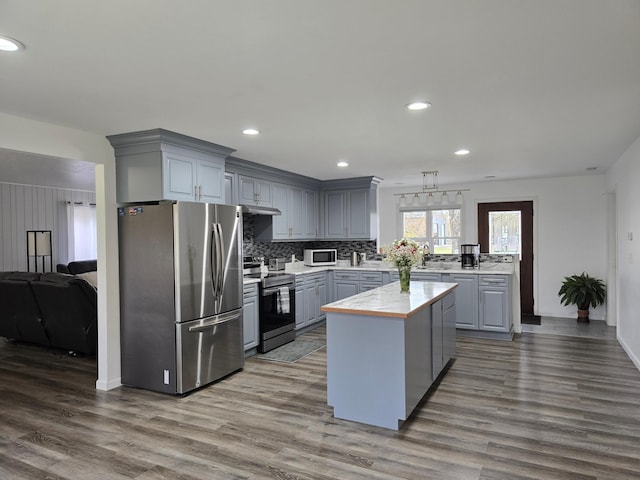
[26,230,53,272]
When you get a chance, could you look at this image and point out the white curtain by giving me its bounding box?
[67,202,97,261]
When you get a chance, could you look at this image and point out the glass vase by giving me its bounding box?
[398,265,411,294]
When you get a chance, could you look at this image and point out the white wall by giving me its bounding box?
[606,133,640,370]
[379,174,608,320]
[0,182,95,270]
[0,112,121,391]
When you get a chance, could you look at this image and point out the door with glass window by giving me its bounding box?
[478,201,534,315]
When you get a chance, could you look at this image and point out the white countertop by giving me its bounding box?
[321,281,458,319]
[242,261,514,284]
[284,261,515,275]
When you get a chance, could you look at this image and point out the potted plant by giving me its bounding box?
[558,273,606,323]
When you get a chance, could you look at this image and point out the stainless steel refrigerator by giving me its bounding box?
[118,201,244,394]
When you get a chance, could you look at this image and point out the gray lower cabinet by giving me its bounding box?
[242,283,259,351]
[390,271,441,282]
[296,272,327,330]
[478,275,511,332]
[443,273,478,329]
[431,291,456,380]
[333,270,383,300]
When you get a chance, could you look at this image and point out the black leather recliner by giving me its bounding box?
[0,271,97,355]
[0,272,50,346]
[30,273,97,355]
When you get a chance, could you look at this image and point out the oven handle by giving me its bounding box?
[262,285,294,296]
[188,310,241,332]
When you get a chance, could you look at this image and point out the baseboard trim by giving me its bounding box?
[96,377,122,391]
[617,335,640,373]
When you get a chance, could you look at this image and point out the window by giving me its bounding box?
[67,202,97,261]
[401,208,462,254]
[488,210,521,254]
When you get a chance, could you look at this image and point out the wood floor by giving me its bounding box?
[1,327,640,480]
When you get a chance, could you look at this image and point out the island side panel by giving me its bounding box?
[326,312,406,430]
[404,305,432,416]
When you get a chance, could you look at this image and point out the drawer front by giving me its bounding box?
[334,270,359,281]
[305,272,326,283]
[479,275,509,286]
[412,272,441,282]
[359,271,382,282]
[360,282,382,292]
[243,283,258,296]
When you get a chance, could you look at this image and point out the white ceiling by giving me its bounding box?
[1,0,640,190]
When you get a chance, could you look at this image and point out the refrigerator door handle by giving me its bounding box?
[188,310,242,332]
[215,223,225,299]
[209,222,218,301]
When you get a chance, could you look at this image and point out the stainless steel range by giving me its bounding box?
[244,259,296,353]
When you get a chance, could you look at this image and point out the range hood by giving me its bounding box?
[241,205,282,216]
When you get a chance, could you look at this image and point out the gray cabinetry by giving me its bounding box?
[108,128,234,204]
[333,270,359,302]
[242,283,259,351]
[265,183,317,241]
[224,172,237,205]
[478,275,511,332]
[333,270,382,300]
[442,292,456,364]
[239,175,272,206]
[295,272,327,330]
[443,273,478,329]
[391,271,441,282]
[431,291,456,380]
[321,177,381,240]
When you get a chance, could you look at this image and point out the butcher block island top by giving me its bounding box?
[321,281,458,318]
[322,281,458,430]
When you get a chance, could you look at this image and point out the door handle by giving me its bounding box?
[188,311,241,332]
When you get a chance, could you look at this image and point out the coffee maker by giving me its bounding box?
[461,244,480,269]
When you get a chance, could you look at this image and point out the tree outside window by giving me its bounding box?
[401,208,461,254]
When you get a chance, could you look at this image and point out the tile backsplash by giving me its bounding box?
[242,214,378,260]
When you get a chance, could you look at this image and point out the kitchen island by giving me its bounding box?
[321,281,457,430]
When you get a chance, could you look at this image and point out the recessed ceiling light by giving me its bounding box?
[242,128,259,135]
[406,101,431,111]
[337,161,349,168]
[454,149,470,156]
[0,35,25,52]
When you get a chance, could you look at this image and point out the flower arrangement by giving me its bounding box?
[383,238,423,267]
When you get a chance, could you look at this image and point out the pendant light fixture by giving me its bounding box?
[394,170,469,206]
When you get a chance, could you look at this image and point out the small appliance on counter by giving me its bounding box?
[460,244,480,269]
[350,252,366,266]
[304,248,337,266]
[268,257,287,271]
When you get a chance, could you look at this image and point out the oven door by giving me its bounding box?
[259,284,296,341]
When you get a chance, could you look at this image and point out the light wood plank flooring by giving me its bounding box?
[1,327,640,480]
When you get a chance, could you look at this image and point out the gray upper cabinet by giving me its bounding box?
[224,172,237,205]
[107,128,235,204]
[256,182,318,241]
[239,175,272,206]
[322,177,381,240]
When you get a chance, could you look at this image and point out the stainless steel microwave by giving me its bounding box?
[303,249,337,266]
